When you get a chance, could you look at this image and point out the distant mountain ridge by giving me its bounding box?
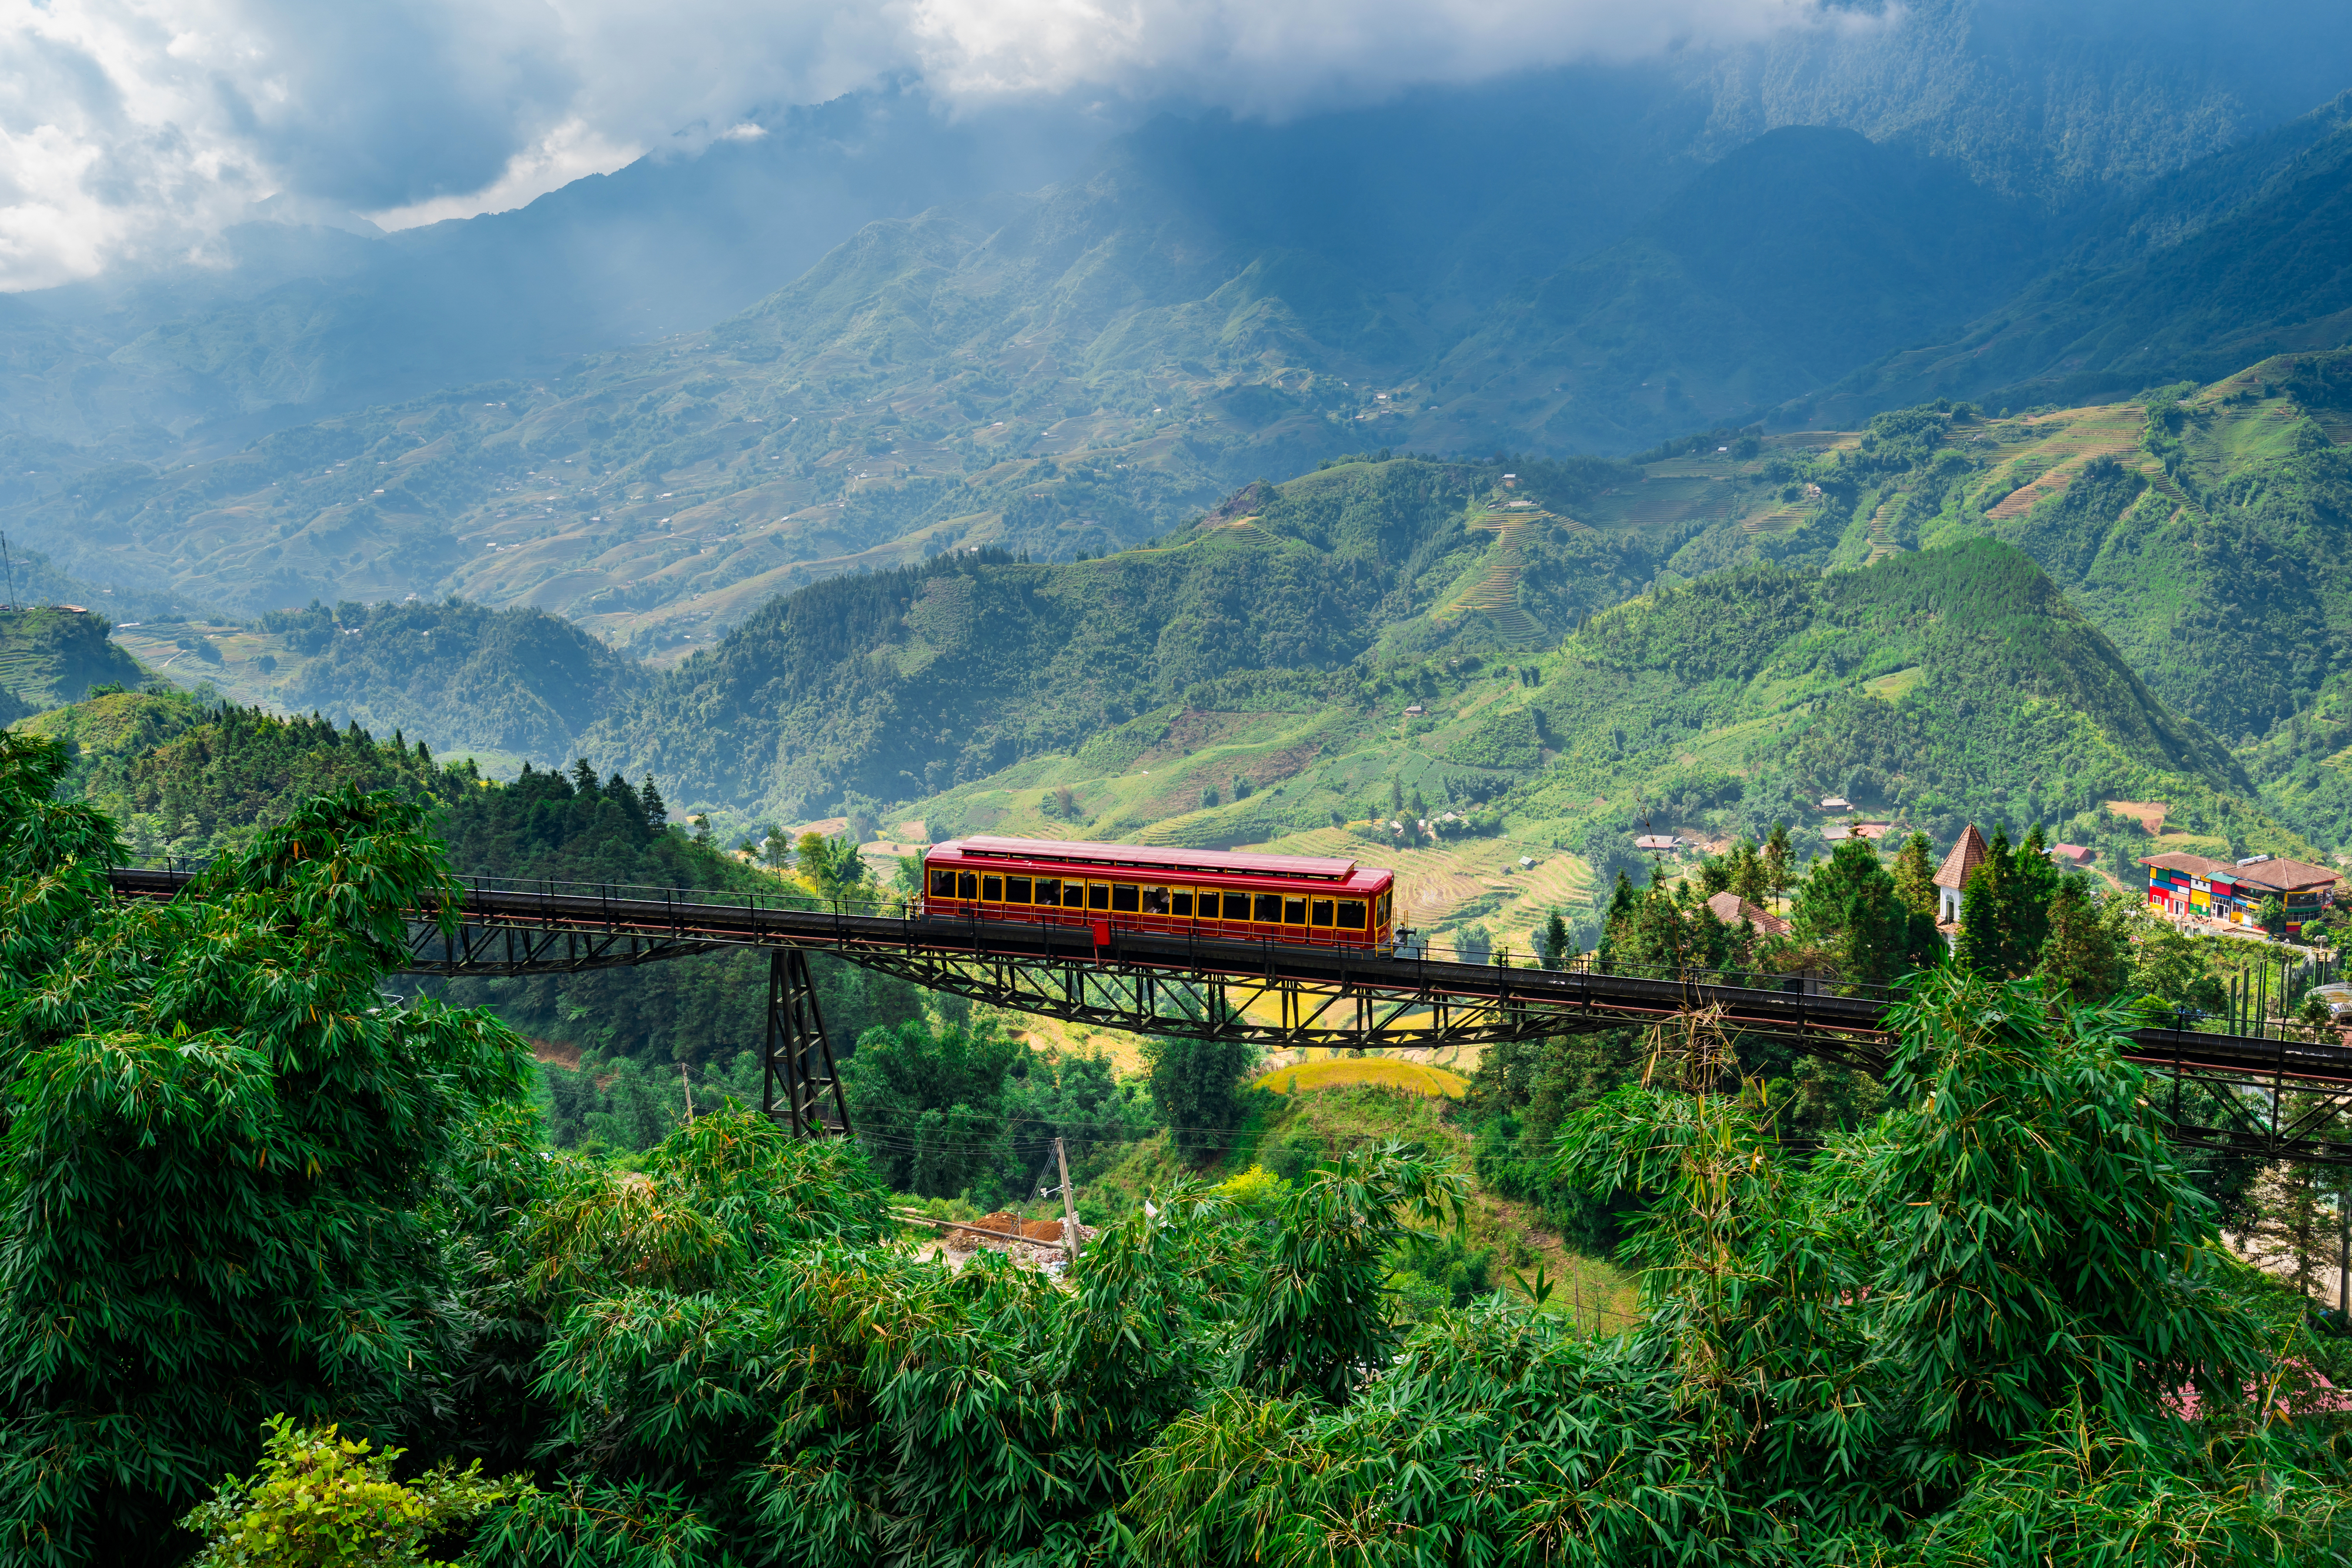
[1809,92,2352,419]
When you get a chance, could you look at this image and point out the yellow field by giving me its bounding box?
[1253,1058,1471,1098]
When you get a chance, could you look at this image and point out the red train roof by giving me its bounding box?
[931,835,1375,883]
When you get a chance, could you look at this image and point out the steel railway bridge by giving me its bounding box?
[108,867,2352,1167]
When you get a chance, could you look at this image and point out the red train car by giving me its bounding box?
[923,836,1396,950]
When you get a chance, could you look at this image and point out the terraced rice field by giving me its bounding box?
[1740,503,1812,537]
[1442,512,1544,644]
[1982,407,2145,519]
[1863,492,1906,563]
[1252,1058,1471,1098]
[1582,476,1732,533]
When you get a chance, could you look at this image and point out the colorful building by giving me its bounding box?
[2140,852,2338,934]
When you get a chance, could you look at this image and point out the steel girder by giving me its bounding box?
[763,949,850,1136]
[846,943,1728,1054]
[402,921,721,975]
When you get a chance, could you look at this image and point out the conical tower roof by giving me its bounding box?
[1933,824,1989,891]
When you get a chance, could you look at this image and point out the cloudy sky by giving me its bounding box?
[0,0,1847,290]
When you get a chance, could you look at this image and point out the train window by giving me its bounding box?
[1283,898,1307,925]
[1142,887,1169,915]
[1111,884,1140,912]
[982,875,1003,902]
[1171,890,1194,917]
[1310,899,1335,927]
[957,872,978,899]
[930,867,956,897]
[1224,891,1252,920]
[1337,900,1367,930]
[1006,876,1032,904]
[1035,878,1060,905]
[1088,882,1111,911]
[1252,893,1281,922]
[1065,882,1088,908]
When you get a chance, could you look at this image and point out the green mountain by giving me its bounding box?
[1434,128,2046,454]
[580,457,1653,816]
[0,104,2169,643]
[262,597,649,761]
[576,436,2302,944]
[1813,92,2352,420]
[0,607,148,711]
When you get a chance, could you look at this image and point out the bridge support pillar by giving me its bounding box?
[762,948,850,1137]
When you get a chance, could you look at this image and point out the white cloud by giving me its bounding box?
[0,0,1845,289]
[901,0,1843,112]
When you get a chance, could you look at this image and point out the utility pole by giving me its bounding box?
[1054,1136,1080,1268]
[0,531,15,610]
[680,1062,695,1122]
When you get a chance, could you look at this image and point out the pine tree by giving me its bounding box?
[1696,852,1732,897]
[1762,821,1793,908]
[2009,824,2063,961]
[1536,907,1571,970]
[1955,860,2010,977]
[1791,836,1937,985]
[1892,831,1936,918]
[1727,838,1769,909]
[2039,873,2124,1002]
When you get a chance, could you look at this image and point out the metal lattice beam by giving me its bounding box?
[105,867,2352,1161]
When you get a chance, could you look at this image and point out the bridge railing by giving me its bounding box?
[138,854,1905,1008]
[124,858,2352,1048]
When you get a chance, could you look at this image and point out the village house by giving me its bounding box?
[2140,851,2338,935]
[1705,891,1789,937]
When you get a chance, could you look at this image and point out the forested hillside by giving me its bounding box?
[1819,92,2352,418]
[571,424,2309,956]
[264,596,649,758]
[582,456,1654,816]
[0,606,149,708]
[7,740,2348,1565]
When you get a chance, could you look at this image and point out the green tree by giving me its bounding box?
[1535,908,1571,970]
[796,830,869,901]
[1891,830,1936,917]
[1788,835,1940,985]
[1141,1031,1261,1158]
[1762,820,1793,907]
[180,1416,519,1567]
[0,737,531,1564]
[2257,893,2290,938]
[1726,838,1769,909]
[1955,826,2033,976]
[1225,1144,1465,1405]
[2038,874,2125,1002]
[837,1017,1026,1198]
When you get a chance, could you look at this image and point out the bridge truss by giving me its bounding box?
[106,868,2352,1167]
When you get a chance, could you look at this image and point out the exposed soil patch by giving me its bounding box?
[2104,799,2169,836]
[530,1037,583,1070]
